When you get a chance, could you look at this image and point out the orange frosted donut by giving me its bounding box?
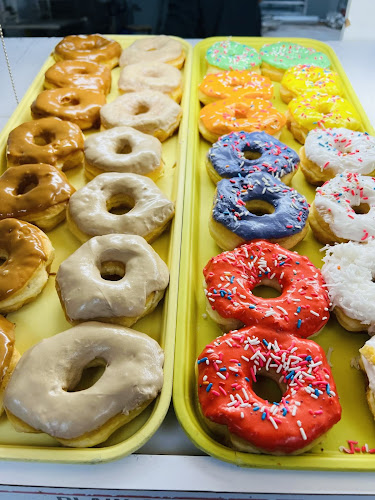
[199,96,286,143]
[54,35,121,69]
[198,70,273,106]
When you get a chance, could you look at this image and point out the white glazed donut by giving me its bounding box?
[84,126,163,180]
[100,90,182,142]
[359,336,375,419]
[309,171,375,244]
[56,234,169,327]
[4,321,164,447]
[67,172,175,242]
[118,62,182,103]
[322,239,375,333]
[119,35,185,69]
[300,128,375,185]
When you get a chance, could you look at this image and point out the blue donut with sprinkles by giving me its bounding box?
[209,171,309,250]
[206,131,300,185]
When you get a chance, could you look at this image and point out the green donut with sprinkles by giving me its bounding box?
[206,40,260,74]
[260,41,331,82]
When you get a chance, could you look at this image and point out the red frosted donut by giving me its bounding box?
[203,240,330,338]
[197,326,341,455]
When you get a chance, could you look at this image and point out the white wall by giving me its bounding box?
[342,0,375,39]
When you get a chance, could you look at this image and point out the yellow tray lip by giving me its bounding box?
[173,36,375,471]
[0,34,192,464]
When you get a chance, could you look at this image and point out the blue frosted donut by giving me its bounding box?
[207,131,299,184]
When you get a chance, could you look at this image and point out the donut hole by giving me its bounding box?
[145,47,157,52]
[66,358,106,392]
[243,149,262,160]
[106,194,135,215]
[17,174,39,195]
[115,139,132,155]
[33,131,55,146]
[317,103,334,115]
[245,200,275,217]
[100,260,126,281]
[233,105,248,119]
[252,373,285,403]
[352,202,370,215]
[0,250,9,267]
[60,95,80,106]
[134,103,150,115]
[252,278,282,298]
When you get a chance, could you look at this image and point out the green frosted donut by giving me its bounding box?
[206,40,260,71]
[260,42,331,70]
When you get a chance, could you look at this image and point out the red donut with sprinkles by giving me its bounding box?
[203,240,330,338]
[197,326,341,455]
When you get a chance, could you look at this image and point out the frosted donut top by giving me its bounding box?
[206,41,260,71]
[260,42,331,70]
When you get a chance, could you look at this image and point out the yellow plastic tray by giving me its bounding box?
[174,37,375,471]
[0,35,192,463]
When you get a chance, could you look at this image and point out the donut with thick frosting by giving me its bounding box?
[54,35,121,69]
[360,336,375,419]
[44,60,111,94]
[120,35,185,69]
[205,41,260,73]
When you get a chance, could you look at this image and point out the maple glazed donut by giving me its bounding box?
[4,322,164,447]
[210,171,309,251]
[67,172,175,243]
[44,60,111,94]
[0,317,20,415]
[119,35,185,69]
[0,163,75,231]
[31,88,106,130]
[54,34,122,69]
[0,218,54,314]
[56,234,169,327]
[206,131,299,185]
[84,126,163,180]
[205,40,260,74]
[203,240,330,337]
[197,326,341,455]
[6,117,84,171]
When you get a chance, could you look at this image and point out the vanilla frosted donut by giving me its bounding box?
[120,35,185,69]
[84,126,163,180]
[56,234,169,327]
[300,128,375,185]
[100,90,182,142]
[322,240,375,333]
[67,172,175,242]
[4,322,164,447]
[310,171,375,244]
[359,336,375,418]
[119,62,182,102]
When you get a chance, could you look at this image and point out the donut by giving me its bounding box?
[209,171,309,251]
[199,96,286,144]
[44,60,111,94]
[0,218,54,313]
[0,317,20,416]
[359,336,375,419]
[6,117,85,171]
[206,131,299,185]
[280,65,343,104]
[31,88,106,130]
[4,322,164,447]
[84,126,163,180]
[118,62,182,103]
[120,35,185,69]
[260,42,331,82]
[67,172,174,243]
[197,326,341,455]
[286,93,361,145]
[203,240,330,337]
[205,41,260,74]
[300,128,375,185]
[309,171,375,244]
[54,34,122,69]
[0,163,75,231]
[322,239,375,333]
[100,90,182,142]
[198,70,273,106]
[56,234,169,327]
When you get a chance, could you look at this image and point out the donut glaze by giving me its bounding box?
[260,42,331,71]
[206,41,260,71]
[203,240,330,338]
[54,35,121,69]
[45,60,111,94]
[197,327,341,454]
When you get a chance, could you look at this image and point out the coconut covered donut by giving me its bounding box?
[120,35,185,69]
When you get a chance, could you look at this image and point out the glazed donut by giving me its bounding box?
[84,126,163,180]
[309,171,375,244]
[4,322,164,447]
[203,240,330,337]
[67,172,174,243]
[260,42,331,82]
[300,128,375,185]
[209,171,309,251]
[197,326,341,455]
[280,65,343,104]
[205,40,260,74]
[0,163,75,231]
[44,60,111,94]
[119,62,182,103]
[120,35,185,69]
[199,96,286,144]
[360,336,375,419]
[286,93,361,145]
[56,234,169,327]
[6,117,84,171]
[31,88,106,130]
[0,317,20,415]
[100,90,182,142]
[322,239,375,333]
[206,131,299,185]
[54,34,122,69]
[0,218,54,313]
